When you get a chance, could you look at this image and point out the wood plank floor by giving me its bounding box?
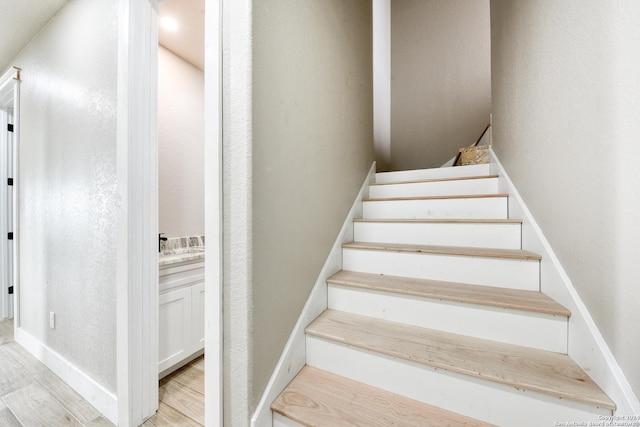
[0,318,112,426]
[0,318,205,426]
[144,357,205,426]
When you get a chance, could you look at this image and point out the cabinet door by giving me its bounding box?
[191,282,205,351]
[159,287,192,372]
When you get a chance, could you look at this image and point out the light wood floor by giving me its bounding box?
[0,318,113,426]
[0,318,205,427]
[144,358,205,426]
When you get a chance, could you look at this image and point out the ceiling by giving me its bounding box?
[159,0,205,70]
[0,0,68,73]
[0,0,204,74]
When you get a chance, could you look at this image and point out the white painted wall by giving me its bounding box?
[158,46,204,238]
[14,0,118,393]
[491,0,640,401]
[390,0,491,170]
[0,0,67,72]
[373,0,391,172]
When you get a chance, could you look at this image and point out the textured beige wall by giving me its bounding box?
[491,0,640,398]
[252,0,374,410]
[391,0,491,170]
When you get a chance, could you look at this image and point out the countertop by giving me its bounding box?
[159,249,205,267]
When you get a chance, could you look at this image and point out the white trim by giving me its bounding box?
[273,412,305,427]
[116,0,159,425]
[15,327,118,424]
[223,0,253,424]
[440,157,456,168]
[11,78,19,327]
[490,148,640,416]
[0,109,9,320]
[477,125,491,146]
[0,69,21,326]
[0,67,19,95]
[251,162,377,427]
[375,163,491,183]
[203,0,223,425]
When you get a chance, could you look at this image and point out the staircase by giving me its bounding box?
[271,163,615,426]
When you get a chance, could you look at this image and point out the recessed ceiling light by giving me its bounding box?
[160,16,179,32]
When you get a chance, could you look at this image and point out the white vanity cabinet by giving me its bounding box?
[158,255,205,376]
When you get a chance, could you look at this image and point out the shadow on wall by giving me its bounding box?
[385,0,491,171]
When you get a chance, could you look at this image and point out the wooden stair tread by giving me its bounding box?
[375,164,490,182]
[370,174,499,186]
[327,270,570,317]
[271,366,494,427]
[354,218,522,224]
[342,241,542,261]
[306,310,615,410]
[364,193,508,202]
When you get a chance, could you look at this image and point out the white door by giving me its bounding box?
[0,109,13,320]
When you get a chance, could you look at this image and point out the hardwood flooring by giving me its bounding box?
[0,318,205,426]
[0,318,112,426]
[144,357,205,426]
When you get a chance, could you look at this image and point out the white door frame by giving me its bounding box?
[116,0,159,425]
[0,108,11,321]
[116,0,222,425]
[0,66,20,324]
[203,1,223,425]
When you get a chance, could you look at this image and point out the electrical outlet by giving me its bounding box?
[49,312,55,329]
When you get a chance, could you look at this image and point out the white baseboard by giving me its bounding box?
[489,148,640,416]
[250,162,377,427]
[159,348,204,380]
[15,327,118,424]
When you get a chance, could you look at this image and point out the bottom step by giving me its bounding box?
[271,365,493,427]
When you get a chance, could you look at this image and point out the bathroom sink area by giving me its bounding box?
[159,235,205,266]
[158,235,205,377]
[158,247,205,267]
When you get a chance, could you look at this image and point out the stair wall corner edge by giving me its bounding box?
[250,161,377,427]
[489,148,638,416]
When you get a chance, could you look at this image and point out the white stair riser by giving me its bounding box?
[328,285,567,353]
[369,177,499,198]
[306,337,611,427]
[273,413,304,427]
[354,221,521,249]
[375,164,491,184]
[362,198,508,220]
[342,248,540,291]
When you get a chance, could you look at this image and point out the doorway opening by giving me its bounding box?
[154,0,206,425]
[0,66,20,326]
